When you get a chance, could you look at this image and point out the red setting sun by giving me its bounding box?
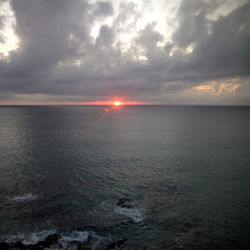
[113,101,121,106]
[73,100,150,106]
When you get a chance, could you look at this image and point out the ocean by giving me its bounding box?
[0,105,249,249]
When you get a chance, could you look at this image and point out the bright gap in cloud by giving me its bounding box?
[0,0,19,57]
[193,81,241,95]
[89,0,180,55]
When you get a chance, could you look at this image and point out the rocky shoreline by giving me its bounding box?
[0,198,150,250]
[0,232,149,249]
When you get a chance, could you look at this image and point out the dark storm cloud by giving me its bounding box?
[0,0,249,102]
[1,0,90,89]
[134,0,250,92]
[169,0,250,81]
[172,0,218,48]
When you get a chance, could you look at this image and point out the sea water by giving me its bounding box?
[0,106,249,249]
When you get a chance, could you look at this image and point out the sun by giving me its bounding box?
[113,101,121,106]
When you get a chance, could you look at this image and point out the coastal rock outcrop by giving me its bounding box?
[116,198,135,208]
[114,198,143,223]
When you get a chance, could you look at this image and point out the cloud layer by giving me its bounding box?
[0,0,250,104]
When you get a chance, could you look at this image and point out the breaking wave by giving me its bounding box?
[0,230,113,250]
[114,198,144,223]
[114,206,144,223]
[10,193,38,202]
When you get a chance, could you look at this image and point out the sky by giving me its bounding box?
[0,0,249,105]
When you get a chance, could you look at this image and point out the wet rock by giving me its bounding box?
[116,198,134,208]
[12,241,26,249]
[84,235,93,246]
[26,244,43,250]
[77,243,91,250]
[105,239,127,249]
[44,233,58,244]
[36,233,58,248]
[57,243,64,248]
[116,239,127,248]
[66,234,93,249]
[0,242,9,250]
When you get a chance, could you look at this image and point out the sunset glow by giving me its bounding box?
[0,0,249,106]
[113,101,121,106]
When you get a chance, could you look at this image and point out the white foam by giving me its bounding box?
[24,230,57,245]
[10,193,38,202]
[59,231,89,247]
[5,230,56,245]
[114,206,143,223]
[1,230,112,250]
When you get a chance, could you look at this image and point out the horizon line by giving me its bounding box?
[0,104,249,107]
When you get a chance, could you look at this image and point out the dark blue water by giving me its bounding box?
[0,106,250,249]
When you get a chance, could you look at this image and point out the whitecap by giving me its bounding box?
[23,230,56,245]
[59,231,89,247]
[1,230,113,250]
[10,193,38,202]
[114,206,143,223]
[5,230,56,245]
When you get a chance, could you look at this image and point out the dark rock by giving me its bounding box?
[105,239,127,249]
[26,244,43,250]
[58,243,64,248]
[116,198,134,208]
[44,233,58,244]
[12,241,26,249]
[116,239,126,248]
[36,240,48,247]
[36,233,58,248]
[105,242,116,249]
[0,242,10,250]
[77,243,91,250]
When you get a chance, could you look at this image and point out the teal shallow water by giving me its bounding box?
[0,106,250,249]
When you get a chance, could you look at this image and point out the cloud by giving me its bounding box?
[0,0,249,104]
[193,82,241,95]
[93,1,113,17]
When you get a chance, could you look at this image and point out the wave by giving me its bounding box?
[9,193,38,202]
[6,230,56,245]
[0,230,114,250]
[114,198,144,223]
[114,206,143,223]
[59,231,89,248]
